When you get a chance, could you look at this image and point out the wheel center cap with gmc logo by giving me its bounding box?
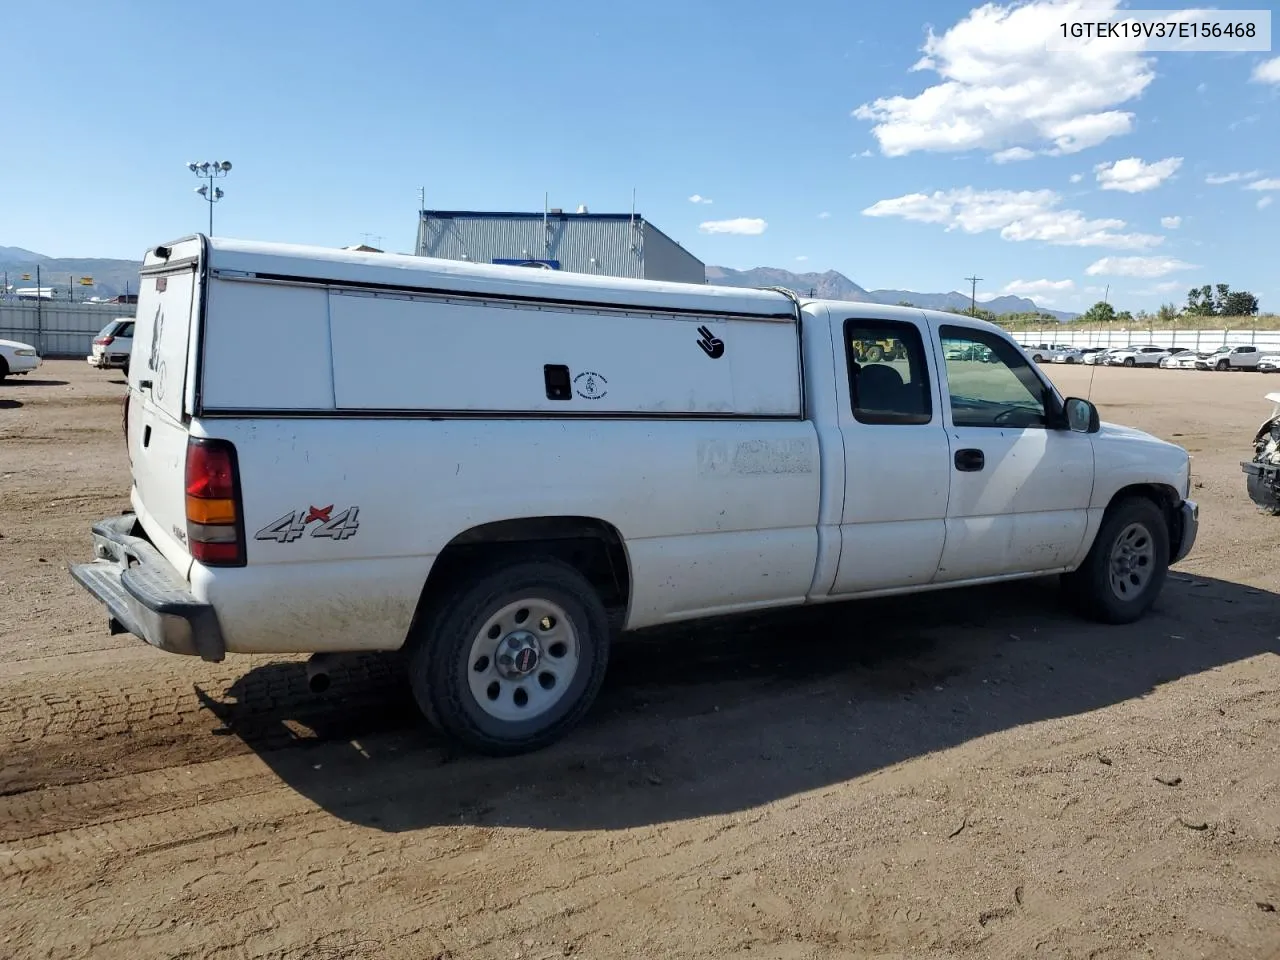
[496,631,541,679]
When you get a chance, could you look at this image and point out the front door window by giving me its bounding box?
[939,326,1053,429]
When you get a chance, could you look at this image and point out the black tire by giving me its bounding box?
[1061,496,1170,625]
[0,357,8,381]
[122,359,130,377]
[1123,357,1135,367]
[1216,359,1229,371]
[407,557,611,756]
[1032,354,1043,363]
[1066,356,1077,364]
[864,344,884,363]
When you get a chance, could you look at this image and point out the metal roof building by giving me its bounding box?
[414,208,705,284]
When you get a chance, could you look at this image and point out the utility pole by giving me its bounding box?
[965,274,983,316]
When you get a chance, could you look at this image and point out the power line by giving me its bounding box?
[964,275,983,316]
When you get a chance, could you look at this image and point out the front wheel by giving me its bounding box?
[1216,359,1230,371]
[408,557,611,755]
[1062,497,1170,624]
[1123,357,1136,367]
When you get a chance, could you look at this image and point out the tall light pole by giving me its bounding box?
[187,160,232,236]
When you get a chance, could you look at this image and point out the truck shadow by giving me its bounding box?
[195,573,1280,833]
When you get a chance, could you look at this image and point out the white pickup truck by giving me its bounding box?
[70,236,1199,755]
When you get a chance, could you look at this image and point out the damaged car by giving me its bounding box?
[1241,392,1280,514]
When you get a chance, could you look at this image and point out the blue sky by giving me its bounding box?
[3,0,1278,313]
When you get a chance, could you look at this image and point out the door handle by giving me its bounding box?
[955,448,985,472]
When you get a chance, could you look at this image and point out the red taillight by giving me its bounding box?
[184,438,245,567]
[95,335,115,346]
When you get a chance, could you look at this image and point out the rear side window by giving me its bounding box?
[117,322,135,338]
[843,318,933,425]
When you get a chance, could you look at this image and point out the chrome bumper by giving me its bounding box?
[1171,499,1199,565]
[68,514,226,662]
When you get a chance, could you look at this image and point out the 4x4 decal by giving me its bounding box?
[255,505,360,543]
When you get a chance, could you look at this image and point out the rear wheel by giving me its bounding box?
[1066,356,1077,363]
[1062,496,1170,624]
[407,557,611,755]
[1032,353,1044,363]
[0,357,8,381]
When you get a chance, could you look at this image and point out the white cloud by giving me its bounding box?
[795,255,809,261]
[1251,57,1280,84]
[1069,173,1083,183]
[992,147,1036,164]
[1001,278,1075,297]
[862,187,1163,249]
[1085,256,1197,278]
[851,0,1153,158]
[1246,178,1280,191]
[688,194,713,204]
[1160,216,1181,229]
[1260,196,1275,210]
[699,217,767,236]
[851,149,874,158]
[1205,170,1260,185]
[817,211,832,219]
[1094,156,1182,193]
[1196,82,1207,93]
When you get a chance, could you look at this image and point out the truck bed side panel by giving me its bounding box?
[188,416,822,652]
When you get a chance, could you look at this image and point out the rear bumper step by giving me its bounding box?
[68,513,226,662]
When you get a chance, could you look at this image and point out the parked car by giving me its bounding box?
[1026,343,1073,363]
[69,235,1199,756]
[1241,391,1280,513]
[0,338,41,380]
[945,342,996,362]
[1082,348,1113,365]
[1108,345,1171,367]
[1258,353,1280,373]
[1158,349,1197,369]
[1194,344,1262,371]
[1050,346,1094,364]
[87,318,135,373]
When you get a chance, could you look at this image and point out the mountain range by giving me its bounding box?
[0,247,143,299]
[0,245,1076,319]
[704,265,1077,321]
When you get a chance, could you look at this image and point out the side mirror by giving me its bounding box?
[1063,396,1100,434]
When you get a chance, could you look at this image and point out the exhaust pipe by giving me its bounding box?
[306,653,337,694]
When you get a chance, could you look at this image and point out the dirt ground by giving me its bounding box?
[1,360,1277,960]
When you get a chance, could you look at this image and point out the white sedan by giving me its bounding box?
[1159,349,1198,369]
[0,338,41,380]
[1108,345,1171,367]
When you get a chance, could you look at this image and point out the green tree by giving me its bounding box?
[1082,301,1117,323]
[1156,302,1180,323]
[1222,290,1260,316]
[1186,285,1216,316]
[1115,310,1134,324]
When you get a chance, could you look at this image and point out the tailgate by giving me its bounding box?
[126,238,206,572]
